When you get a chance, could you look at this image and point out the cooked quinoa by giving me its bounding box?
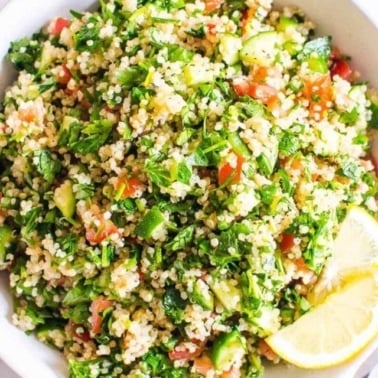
[0,0,377,377]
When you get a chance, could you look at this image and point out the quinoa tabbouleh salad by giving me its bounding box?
[0,0,378,377]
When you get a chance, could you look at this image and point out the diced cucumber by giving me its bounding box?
[307,56,328,74]
[191,279,214,311]
[39,43,54,71]
[0,225,13,263]
[54,180,76,220]
[135,207,165,239]
[183,64,215,86]
[240,31,279,66]
[209,278,242,312]
[211,329,247,372]
[277,16,298,32]
[368,91,378,128]
[219,34,242,65]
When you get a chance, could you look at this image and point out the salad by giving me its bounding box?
[0,0,377,377]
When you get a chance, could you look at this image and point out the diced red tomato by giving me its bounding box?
[207,22,217,35]
[90,298,113,335]
[204,0,224,14]
[248,82,278,107]
[168,341,203,361]
[331,59,353,81]
[57,64,72,85]
[193,355,215,376]
[49,17,70,36]
[232,77,251,96]
[241,7,256,35]
[280,232,295,254]
[302,74,333,119]
[258,339,278,361]
[233,78,278,108]
[114,176,144,199]
[221,365,241,378]
[18,107,37,123]
[74,324,91,342]
[85,217,118,245]
[218,153,245,186]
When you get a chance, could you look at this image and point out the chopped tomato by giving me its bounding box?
[207,22,217,35]
[18,107,37,123]
[90,298,113,335]
[85,217,118,245]
[241,8,256,35]
[57,64,72,85]
[258,339,278,361]
[49,17,70,36]
[193,355,215,376]
[70,321,91,342]
[114,176,144,199]
[248,82,278,107]
[221,365,241,378]
[302,74,333,119]
[233,78,278,108]
[280,232,295,254]
[232,77,251,96]
[218,153,245,186]
[204,0,224,14]
[168,341,203,361]
[331,59,353,81]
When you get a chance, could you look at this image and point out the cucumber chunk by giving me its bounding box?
[135,207,165,239]
[211,329,247,372]
[219,34,242,65]
[240,31,279,66]
[192,279,214,311]
[209,278,242,312]
[54,180,76,220]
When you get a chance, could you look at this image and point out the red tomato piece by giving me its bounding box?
[280,233,295,254]
[233,78,278,108]
[85,217,118,245]
[50,17,70,36]
[193,355,215,376]
[168,342,203,361]
[204,0,224,14]
[302,74,333,119]
[232,77,250,96]
[221,365,241,378]
[57,64,72,85]
[331,59,353,81]
[90,298,113,335]
[248,82,278,107]
[115,176,144,199]
[218,153,245,186]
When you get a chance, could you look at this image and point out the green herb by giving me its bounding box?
[186,24,205,38]
[7,36,41,73]
[339,107,359,125]
[145,160,172,187]
[34,150,61,185]
[58,233,79,255]
[165,225,195,252]
[115,65,147,89]
[74,16,102,52]
[167,44,194,63]
[162,287,187,324]
[175,161,192,185]
[69,119,113,154]
[279,132,300,156]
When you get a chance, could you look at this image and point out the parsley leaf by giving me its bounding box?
[34,150,62,185]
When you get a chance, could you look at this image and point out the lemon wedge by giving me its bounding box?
[266,270,378,369]
[309,206,378,304]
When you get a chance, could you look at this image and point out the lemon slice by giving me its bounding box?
[266,270,378,369]
[309,206,378,303]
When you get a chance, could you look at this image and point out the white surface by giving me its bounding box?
[0,0,377,377]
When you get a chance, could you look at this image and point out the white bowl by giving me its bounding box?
[0,1,377,377]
